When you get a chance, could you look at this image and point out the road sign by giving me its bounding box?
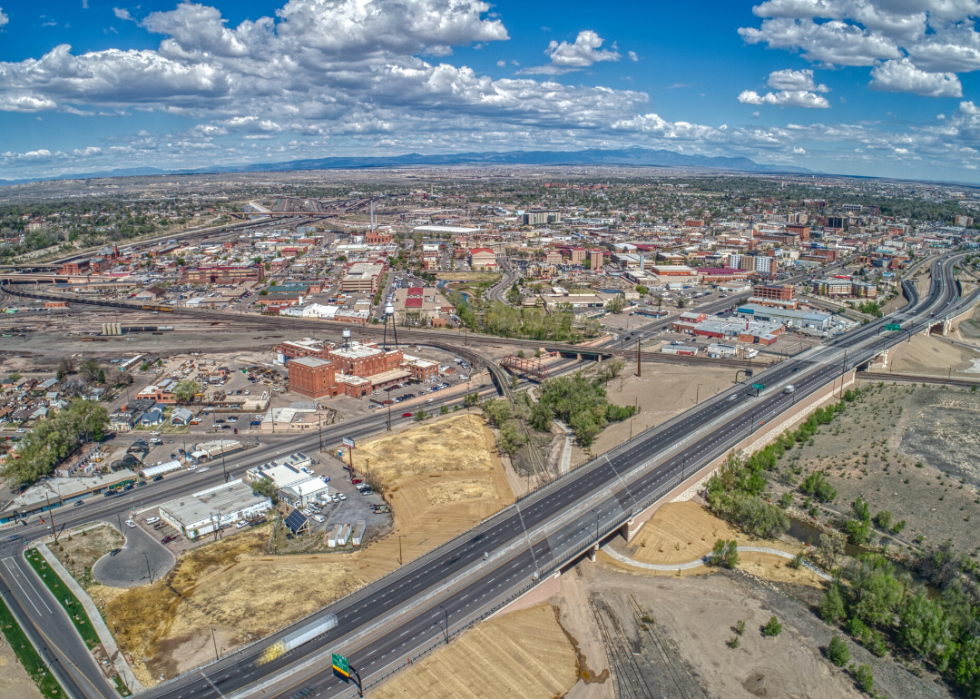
[885,323,901,331]
[342,437,356,449]
[752,383,765,391]
[332,652,350,679]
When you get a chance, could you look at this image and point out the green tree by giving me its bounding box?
[820,581,848,624]
[498,421,525,458]
[605,295,626,314]
[873,510,892,530]
[173,380,200,403]
[762,616,783,637]
[250,477,279,504]
[529,401,553,432]
[414,409,429,422]
[828,634,851,666]
[710,539,739,569]
[440,404,449,415]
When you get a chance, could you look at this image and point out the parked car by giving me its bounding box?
[109,548,122,557]
[73,500,85,507]
[313,515,325,523]
[161,535,178,544]
[125,520,136,528]
[146,517,160,524]
[338,493,347,501]
[103,490,119,498]
[153,475,164,482]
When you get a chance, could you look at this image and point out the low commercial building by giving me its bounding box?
[158,479,273,539]
[0,470,139,523]
[671,317,784,346]
[736,304,833,332]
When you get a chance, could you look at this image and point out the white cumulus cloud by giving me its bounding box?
[739,0,980,97]
[870,58,962,97]
[520,30,619,74]
[0,7,8,26]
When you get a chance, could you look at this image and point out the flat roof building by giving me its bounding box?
[159,479,272,539]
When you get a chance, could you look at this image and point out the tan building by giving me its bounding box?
[469,248,498,270]
[341,263,386,293]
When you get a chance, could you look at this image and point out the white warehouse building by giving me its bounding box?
[159,479,272,539]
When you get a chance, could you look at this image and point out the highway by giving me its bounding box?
[0,254,963,699]
[484,258,520,305]
[112,254,973,699]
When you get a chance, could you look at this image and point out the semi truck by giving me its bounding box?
[257,614,338,665]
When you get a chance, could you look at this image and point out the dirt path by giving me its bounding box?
[0,636,42,699]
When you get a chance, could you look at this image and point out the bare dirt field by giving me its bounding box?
[570,560,950,699]
[772,383,980,554]
[46,523,125,589]
[887,333,980,379]
[607,501,827,588]
[372,602,577,699]
[89,413,514,687]
[0,636,42,699]
[570,360,738,468]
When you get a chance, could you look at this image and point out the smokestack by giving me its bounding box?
[370,199,375,233]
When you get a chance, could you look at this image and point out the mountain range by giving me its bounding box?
[0,147,814,186]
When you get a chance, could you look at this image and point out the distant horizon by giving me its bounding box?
[3,1,980,183]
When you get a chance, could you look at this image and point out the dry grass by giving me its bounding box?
[96,413,516,688]
[47,524,124,588]
[372,603,577,699]
[435,272,501,283]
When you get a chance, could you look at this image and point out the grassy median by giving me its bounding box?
[24,547,102,650]
[0,593,66,698]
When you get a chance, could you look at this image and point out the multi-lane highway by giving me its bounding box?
[111,253,973,699]
[0,254,969,699]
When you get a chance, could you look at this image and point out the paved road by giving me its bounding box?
[92,523,176,588]
[132,254,972,699]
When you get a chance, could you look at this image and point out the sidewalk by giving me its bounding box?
[35,542,145,693]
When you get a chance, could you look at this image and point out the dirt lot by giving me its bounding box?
[887,333,980,379]
[435,272,502,283]
[561,560,950,699]
[570,361,737,468]
[771,383,980,554]
[372,603,577,699]
[0,636,42,699]
[46,523,125,589]
[88,413,515,687]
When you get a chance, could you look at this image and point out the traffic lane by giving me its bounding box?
[91,521,175,588]
[142,268,956,698]
[0,550,118,699]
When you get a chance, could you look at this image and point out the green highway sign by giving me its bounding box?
[885,323,901,331]
[752,383,765,391]
[332,653,350,678]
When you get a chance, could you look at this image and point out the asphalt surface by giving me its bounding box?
[0,254,964,699]
[125,254,974,699]
[91,523,176,589]
[0,375,515,699]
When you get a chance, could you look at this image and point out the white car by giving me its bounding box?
[332,494,341,503]
[235,521,248,529]
[125,520,136,528]
[145,517,160,524]
[338,493,347,501]
[313,515,325,523]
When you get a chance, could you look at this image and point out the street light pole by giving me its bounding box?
[589,508,600,544]
[143,552,153,583]
[438,604,450,645]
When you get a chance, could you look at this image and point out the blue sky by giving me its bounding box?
[2,0,980,182]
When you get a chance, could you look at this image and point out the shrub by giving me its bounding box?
[762,616,783,637]
[828,634,851,667]
[853,664,874,694]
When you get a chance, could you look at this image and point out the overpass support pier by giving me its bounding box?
[620,368,858,544]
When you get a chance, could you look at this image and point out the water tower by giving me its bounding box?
[382,300,399,349]
[342,327,352,350]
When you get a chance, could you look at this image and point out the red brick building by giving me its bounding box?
[180,264,265,285]
[288,357,339,399]
[752,284,794,301]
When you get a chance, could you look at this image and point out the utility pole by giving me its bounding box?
[211,628,219,661]
[636,340,641,377]
[399,535,403,566]
[221,452,228,483]
[838,350,847,399]
[44,493,58,543]
[318,415,323,452]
